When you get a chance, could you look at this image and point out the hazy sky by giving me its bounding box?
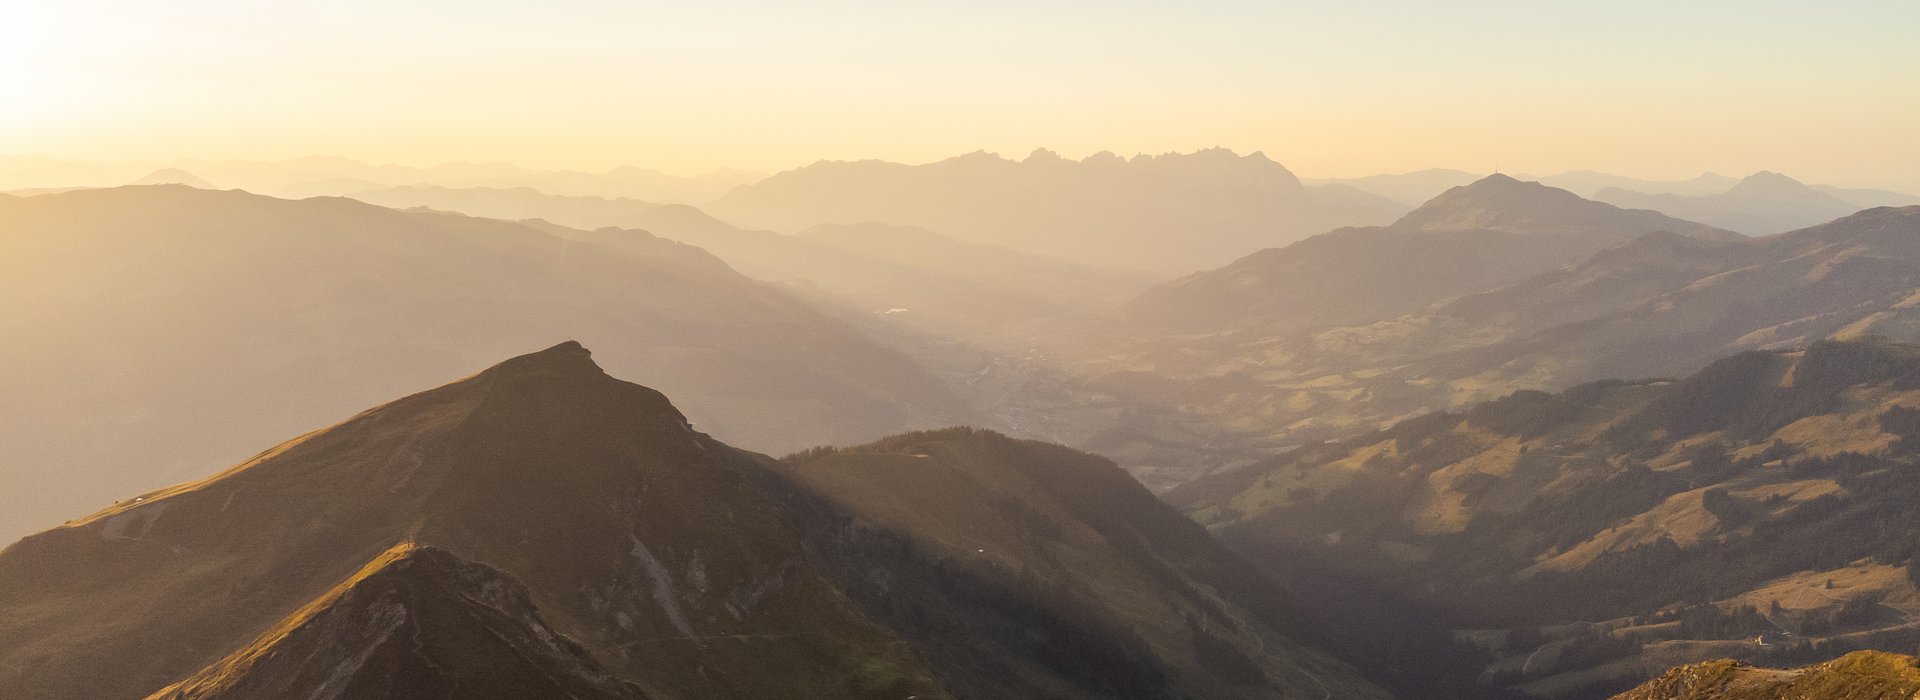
[4,1,1917,188]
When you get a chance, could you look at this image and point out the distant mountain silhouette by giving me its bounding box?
[346,185,662,225]
[1813,183,1920,209]
[344,186,1149,343]
[1302,168,1484,207]
[1394,174,1737,239]
[706,148,1406,273]
[1597,171,1865,234]
[1308,169,1752,207]
[0,186,977,542]
[129,168,214,188]
[0,155,760,202]
[1130,175,1736,332]
[1529,170,1739,198]
[0,343,1386,699]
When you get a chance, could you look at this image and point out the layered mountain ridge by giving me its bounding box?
[0,185,978,542]
[1129,174,1737,333]
[1080,192,1920,490]
[1596,171,1866,235]
[0,342,1384,699]
[1173,338,1920,697]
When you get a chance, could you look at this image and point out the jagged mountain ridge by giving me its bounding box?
[0,343,1385,699]
[706,147,1406,273]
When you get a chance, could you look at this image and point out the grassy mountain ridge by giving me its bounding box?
[1173,338,1920,697]
[146,543,651,700]
[1083,204,1920,490]
[1614,651,1920,699]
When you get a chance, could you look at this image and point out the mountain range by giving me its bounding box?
[1066,181,1920,489]
[1596,171,1869,235]
[1311,168,1920,221]
[9,150,1920,698]
[705,148,1409,273]
[341,185,1151,343]
[0,154,760,203]
[0,342,1385,699]
[1172,338,1920,697]
[0,185,979,542]
[1130,174,1739,333]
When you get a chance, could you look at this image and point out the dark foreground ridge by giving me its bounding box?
[0,341,1386,699]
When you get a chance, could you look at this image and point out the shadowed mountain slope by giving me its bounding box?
[0,343,1383,699]
[0,341,947,699]
[146,544,650,700]
[752,428,1386,699]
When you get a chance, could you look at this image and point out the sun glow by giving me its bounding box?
[0,6,64,128]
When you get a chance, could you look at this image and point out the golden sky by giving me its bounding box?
[4,1,1917,189]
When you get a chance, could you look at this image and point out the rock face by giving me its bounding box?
[1615,651,1920,699]
[0,342,1384,699]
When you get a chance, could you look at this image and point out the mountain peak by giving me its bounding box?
[482,340,602,379]
[1392,175,1586,231]
[1391,174,1732,240]
[1727,170,1812,195]
[130,168,215,188]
